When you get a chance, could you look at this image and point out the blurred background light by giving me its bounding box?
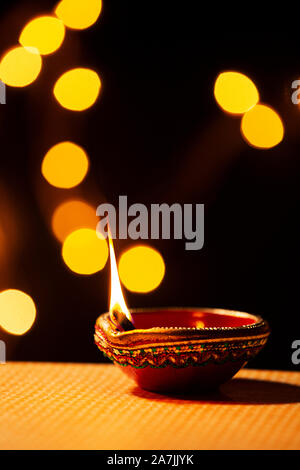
[214,71,259,114]
[42,141,89,188]
[53,68,101,111]
[0,46,42,87]
[119,245,165,293]
[62,228,108,275]
[241,104,284,149]
[55,0,102,30]
[0,289,36,336]
[19,16,65,56]
[0,225,5,263]
[52,199,97,242]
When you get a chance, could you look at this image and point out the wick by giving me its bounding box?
[110,309,135,332]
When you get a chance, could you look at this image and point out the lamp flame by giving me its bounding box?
[108,235,132,322]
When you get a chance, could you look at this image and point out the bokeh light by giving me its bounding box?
[42,141,89,189]
[241,104,284,149]
[0,46,42,87]
[0,225,5,262]
[119,245,165,293]
[19,16,65,55]
[0,289,36,336]
[52,200,97,242]
[53,68,101,111]
[214,71,259,114]
[62,228,108,275]
[55,0,102,30]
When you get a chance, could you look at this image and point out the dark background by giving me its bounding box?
[0,0,299,370]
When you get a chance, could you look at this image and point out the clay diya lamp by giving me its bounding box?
[95,307,270,393]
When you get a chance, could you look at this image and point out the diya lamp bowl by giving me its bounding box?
[95,307,270,393]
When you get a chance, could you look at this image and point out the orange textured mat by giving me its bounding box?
[0,363,299,450]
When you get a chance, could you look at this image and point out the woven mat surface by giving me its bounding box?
[0,363,299,450]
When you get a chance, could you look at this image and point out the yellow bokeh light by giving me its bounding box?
[19,16,65,55]
[214,71,259,114]
[0,46,42,87]
[62,228,108,275]
[42,141,89,189]
[52,200,97,242]
[53,68,101,111]
[241,104,284,149]
[119,246,165,293]
[55,0,102,30]
[0,289,36,336]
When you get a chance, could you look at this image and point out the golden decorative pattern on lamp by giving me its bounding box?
[95,309,270,369]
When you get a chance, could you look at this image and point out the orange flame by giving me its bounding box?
[108,235,132,322]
